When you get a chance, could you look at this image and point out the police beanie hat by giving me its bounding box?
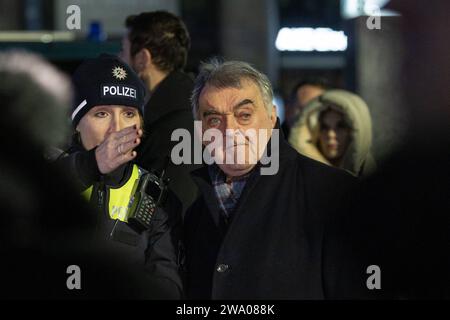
[71,53,147,127]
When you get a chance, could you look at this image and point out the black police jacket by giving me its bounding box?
[56,143,184,299]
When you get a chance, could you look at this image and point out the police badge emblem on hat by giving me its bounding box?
[71,54,146,126]
[112,66,127,80]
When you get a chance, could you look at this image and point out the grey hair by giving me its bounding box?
[0,50,73,150]
[191,58,274,119]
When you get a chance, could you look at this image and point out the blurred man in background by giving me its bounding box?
[121,11,198,214]
[282,77,329,138]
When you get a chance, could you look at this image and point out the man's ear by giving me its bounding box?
[271,105,277,127]
[134,48,152,73]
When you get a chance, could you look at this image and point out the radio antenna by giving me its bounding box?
[160,156,170,181]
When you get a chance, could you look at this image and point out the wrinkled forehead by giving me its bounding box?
[201,78,262,100]
[206,76,257,91]
[199,79,261,106]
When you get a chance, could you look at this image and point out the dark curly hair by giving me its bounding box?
[125,11,190,72]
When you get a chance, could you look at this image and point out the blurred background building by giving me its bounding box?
[0,0,405,162]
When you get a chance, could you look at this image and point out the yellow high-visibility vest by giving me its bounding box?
[81,164,143,222]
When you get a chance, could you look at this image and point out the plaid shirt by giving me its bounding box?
[208,164,251,219]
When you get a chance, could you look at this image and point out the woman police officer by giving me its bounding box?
[57,54,183,298]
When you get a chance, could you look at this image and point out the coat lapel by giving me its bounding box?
[190,167,224,229]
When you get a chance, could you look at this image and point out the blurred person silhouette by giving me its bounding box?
[289,89,376,177]
[120,11,199,214]
[0,50,72,156]
[324,0,450,299]
[281,77,329,138]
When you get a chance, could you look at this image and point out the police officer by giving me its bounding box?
[57,54,183,299]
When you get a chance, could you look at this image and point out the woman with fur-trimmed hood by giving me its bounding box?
[289,89,376,177]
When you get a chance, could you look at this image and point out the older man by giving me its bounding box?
[183,59,357,299]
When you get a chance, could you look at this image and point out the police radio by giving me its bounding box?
[126,164,169,234]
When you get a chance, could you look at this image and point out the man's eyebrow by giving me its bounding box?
[202,109,221,117]
[202,99,255,117]
[233,99,255,109]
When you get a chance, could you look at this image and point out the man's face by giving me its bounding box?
[120,32,151,86]
[119,33,134,69]
[286,84,324,124]
[297,85,324,109]
[198,79,277,177]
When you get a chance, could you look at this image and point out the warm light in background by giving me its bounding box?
[275,28,348,52]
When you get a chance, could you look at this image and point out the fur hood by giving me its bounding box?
[289,89,376,176]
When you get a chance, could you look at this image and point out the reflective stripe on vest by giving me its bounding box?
[80,164,142,222]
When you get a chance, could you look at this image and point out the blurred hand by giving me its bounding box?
[95,125,143,174]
